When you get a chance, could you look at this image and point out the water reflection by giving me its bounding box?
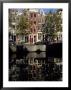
[9,52,62,81]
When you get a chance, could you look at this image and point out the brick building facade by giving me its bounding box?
[9,9,45,45]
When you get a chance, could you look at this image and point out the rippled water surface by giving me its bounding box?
[9,52,62,81]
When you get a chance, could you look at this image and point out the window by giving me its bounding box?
[34,21,36,24]
[38,25,41,30]
[30,13,33,17]
[38,18,41,23]
[38,33,42,40]
[34,36,36,42]
[30,35,33,43]
[25,36,28,43]
[34,29,36,32]
[30,28,33,32]
[34,13,36,17]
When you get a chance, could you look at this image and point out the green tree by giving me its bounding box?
[16,15,30,35]
[43,9,62,43]
[54,9,62,32]
[43,11,55,43]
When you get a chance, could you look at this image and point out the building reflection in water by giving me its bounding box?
[9,52,62,81]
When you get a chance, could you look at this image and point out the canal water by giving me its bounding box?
[9,52,62,81]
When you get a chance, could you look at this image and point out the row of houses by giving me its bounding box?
[9,9,62,45]
[9,9,45,45]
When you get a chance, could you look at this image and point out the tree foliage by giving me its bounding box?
[16,15,30,35]
[43,9,62,42]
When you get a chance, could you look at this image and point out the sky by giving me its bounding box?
[18,8,57,14]
[41,9,57,13]
[39,8,57,14]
